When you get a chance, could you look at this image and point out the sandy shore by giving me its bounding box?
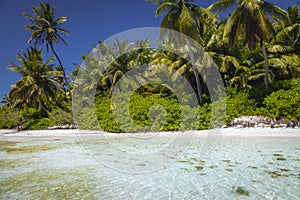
[1,127,299,137]
[0,129,80,136]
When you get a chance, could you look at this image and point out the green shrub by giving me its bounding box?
[95,93,181,132]
[249,78,300,106]
[20,108,57,130]
[93,92,209,132]
[0,106,19,129]
[225,87,257,123]
[198,103,212,130]
[94,95,120,132]
[48,104,73,126]
[22,107,46,119]
[264,86,300,120]
[25,118,55,130]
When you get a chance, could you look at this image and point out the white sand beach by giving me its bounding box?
[1,127,299,137]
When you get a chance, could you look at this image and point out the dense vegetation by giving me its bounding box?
[0,1,299,131]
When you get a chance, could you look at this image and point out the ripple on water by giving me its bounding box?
[0,134,300,199]
[0,167,98,199]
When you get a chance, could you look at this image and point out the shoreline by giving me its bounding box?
[1,115,299,137]
[1,127,299,137]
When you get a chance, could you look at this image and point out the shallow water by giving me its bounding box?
[0,131,300,199]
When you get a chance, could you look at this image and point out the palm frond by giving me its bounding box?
[268,45,294,53]
[261,1,289,22]
[155,2,174,16]
[209,0,236,13]
[223,8,242,45]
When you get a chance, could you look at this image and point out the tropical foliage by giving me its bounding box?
[1,1,299,131]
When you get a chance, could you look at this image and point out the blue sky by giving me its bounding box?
[0,0,299,100]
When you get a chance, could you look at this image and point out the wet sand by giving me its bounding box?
[1,127,299,137]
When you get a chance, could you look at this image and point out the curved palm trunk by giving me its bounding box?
[260,40,269,88]
[49,43,72,97]
[187,40,203,106]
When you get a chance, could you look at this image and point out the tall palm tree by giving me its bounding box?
[23,2,71,94]
[211,0,288,87]
[8,47,62,110]
[149,0,206,105]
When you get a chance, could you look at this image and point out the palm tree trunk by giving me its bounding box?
[49,43,72,97]
[187,40,203,105]
[260,40,269,88]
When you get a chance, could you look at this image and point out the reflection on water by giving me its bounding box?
[0,132,300,199]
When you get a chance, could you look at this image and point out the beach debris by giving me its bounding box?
[229,115,300,128]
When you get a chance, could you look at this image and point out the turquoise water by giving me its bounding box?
[0,132,300,199]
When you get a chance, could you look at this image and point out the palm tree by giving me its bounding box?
[8,47,63,110]
[151,43,199,92]
[211,0,288,87]
[270,4,300,55]
[23,2,71,94]
[149,0,206,105]
[101,40,152,93]
[265,4,300,80]
[268,54,300,79]
[75,39,151,96]
[151,0,204,41]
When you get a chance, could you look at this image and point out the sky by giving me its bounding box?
[0,0,299,101]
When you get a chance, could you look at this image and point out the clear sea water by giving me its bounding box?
[1,130,300,199]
